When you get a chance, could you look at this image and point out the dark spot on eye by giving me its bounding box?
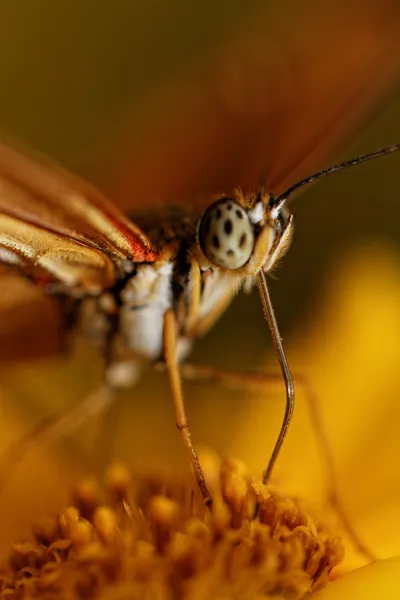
[227,204,233,210]
[203,216,211,235]
[224,219,233,235]
[216,208,222,219]
[239,233,247,248]
[213,235,220,249]
[227,249,235,256]
[236,209,243,219]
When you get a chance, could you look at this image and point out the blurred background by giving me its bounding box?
[0,0,399,567]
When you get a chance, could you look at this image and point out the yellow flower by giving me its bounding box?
[0,460,344,599]
[0,243,399,598]
[231,242,400,597]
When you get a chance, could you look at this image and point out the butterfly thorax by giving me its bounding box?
[77,192,294,387]
[78,205,242,373]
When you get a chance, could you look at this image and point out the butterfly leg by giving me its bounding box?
[163,310,212,508]
[180,362,376,563]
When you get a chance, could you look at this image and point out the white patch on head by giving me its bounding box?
[248,201,264,225]
[270,206,279,220]
[199,199,254,269]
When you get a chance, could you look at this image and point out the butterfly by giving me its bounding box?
[0,0,399,513]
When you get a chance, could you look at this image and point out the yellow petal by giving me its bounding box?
[313,557,400,599]
[232,243,400,569]
[0,387,77,556]
[301,245,400,562]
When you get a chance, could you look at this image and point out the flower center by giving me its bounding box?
[0,458,344,599]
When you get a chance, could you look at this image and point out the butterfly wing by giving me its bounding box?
[242,0,400,194]
[0,267,63,361]
[93,0,400,208]
[0,141,156,293]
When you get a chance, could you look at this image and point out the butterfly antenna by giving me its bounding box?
[276,143,400,205]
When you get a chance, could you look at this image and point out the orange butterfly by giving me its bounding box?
[0,0,399,508]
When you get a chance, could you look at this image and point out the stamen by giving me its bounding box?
[0,458,344,599]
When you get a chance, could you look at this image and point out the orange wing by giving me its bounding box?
[0,267,63,361]
[0,141,156,293]
[94,0,400,209]
[242,0,400,194]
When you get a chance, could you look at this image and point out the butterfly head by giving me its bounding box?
[197,190,294,276]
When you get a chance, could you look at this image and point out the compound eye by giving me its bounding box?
[198,199,254,269]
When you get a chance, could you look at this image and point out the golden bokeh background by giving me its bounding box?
[0,0,399,574]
